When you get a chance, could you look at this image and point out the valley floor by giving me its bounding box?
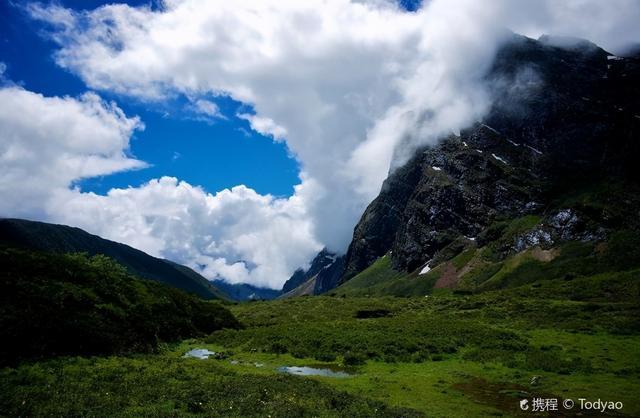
[2,288,639,417]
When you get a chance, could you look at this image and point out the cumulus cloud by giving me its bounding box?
[237,114,288,141]
[48,178,321,288]
[26,0,501,252]
[191,99,224,119]
[0,83,321,288]
[28,0,640,256]
[4,0,638,288]
[0,86,145,218]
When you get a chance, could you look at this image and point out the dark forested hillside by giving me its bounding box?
[0,218,227,299]
[0,247,240,366]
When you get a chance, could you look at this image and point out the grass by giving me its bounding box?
[0,353,420,417]
[0,248,240,366]
[334,255,441,298]
[2,283,639,416]
[2,224,639,416]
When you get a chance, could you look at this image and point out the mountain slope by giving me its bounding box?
[280,249,344,297]
[0,218,226,299]
[212,279,282,301]
[338,34,640,292]
[0,247,240,366]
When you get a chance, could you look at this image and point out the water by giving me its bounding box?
[277,366,351,378]
[183,348,216,359]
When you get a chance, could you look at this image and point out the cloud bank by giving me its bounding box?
[0,85,321,288]
[2,0,638,288]
[0,86,145,218]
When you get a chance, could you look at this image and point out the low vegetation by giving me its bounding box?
[1,225,638,415]
[0,247,240,366]
[0,355,420,417]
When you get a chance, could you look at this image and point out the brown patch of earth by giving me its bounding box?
[531,246,560,262]
[434,263,458,289]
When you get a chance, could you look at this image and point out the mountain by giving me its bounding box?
[212,279,282,301]
[280,249,344,298]
[283,34,640,297]
[0,246,240,366]
[333,34,640,295]
[0,218,227,300]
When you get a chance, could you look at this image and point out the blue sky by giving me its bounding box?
[0,0,421,198]
[0,0,301,197]
[3,0,631,289]
[0,0,433,288]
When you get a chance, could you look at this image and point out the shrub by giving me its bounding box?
[0,248,241,366]
[343,351,367,366]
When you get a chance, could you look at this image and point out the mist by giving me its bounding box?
[8,0,638,287]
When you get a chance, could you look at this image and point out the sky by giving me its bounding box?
[1,0,639,289]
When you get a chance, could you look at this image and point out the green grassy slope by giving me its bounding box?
[0,247,240,366]
[0,218,226,299]
[4,284,637,416]
[333,221,640,299]
[333,255,438,297]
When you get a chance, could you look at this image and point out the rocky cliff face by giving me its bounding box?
[280,249,344,297]
[341,34,640,282]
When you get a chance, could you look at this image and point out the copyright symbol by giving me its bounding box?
[563,399,574,409]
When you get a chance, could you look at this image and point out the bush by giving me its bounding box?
[343,351,367,366]
[0,248,241,366]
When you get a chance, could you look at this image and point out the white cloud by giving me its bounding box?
[0,83,321,289]
[3,0,637,288]
[191,98,224,119]
[0,86,145,218]
[238,114,287,141]
[29,0,640,257]
[48,178,321,289]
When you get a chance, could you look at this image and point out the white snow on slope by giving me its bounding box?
[481,124,501,135]
[492,153,508,164]
[525,144,543,155]
[419,263,431,275]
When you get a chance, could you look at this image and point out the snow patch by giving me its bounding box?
[475,149,483,154]
[462,141,468,147]
[607,55,623,61]
[419,263,431,275]
[492,153,508,165]
[506,138,520,147]
[481,124,500,135]
[525,144,543,155]
[432,166,442,171]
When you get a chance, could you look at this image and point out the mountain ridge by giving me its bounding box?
[0,218,228,300]
[284,33,640,297]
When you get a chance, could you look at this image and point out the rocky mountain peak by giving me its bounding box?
[340,33,640,281]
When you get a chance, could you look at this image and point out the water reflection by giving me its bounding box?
[183,348,216,359]
[277,366,351,378]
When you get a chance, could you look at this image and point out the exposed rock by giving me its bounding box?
[282,248,338,293]
[280,249,345,297]
[339,33,640,284]
[514,228,554,252]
